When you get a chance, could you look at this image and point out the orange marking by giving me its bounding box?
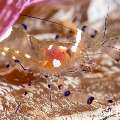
[45,47,65,61]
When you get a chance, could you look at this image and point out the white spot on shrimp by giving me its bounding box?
[1,52,6,56]
[15,50,20,54]
[59,46,67,51]
[12,56,16,60]
[48,45,53,50]
[52,59,61,68]
[4,47,9,51]
[71,28,82,52]
[25,54,31,59]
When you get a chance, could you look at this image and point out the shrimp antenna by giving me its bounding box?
[21,14,74,30]
[101,0,110,46]
[47,79,53,108]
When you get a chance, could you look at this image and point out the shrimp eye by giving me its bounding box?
[24,91,28,95]
[114,56,120,62]
[48,84,51,88]
[90,30,98,38]
[14,59,20,63]
[81,25,87,32]
[64,90,71,97]
[5,63,10,68]
[45,74,49,78]
[87,96,95,105]
[21,23,27,30]
[55,34,60,39]
[58,84,63,90]
[107,99,113,103]
[28,81,32,86]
